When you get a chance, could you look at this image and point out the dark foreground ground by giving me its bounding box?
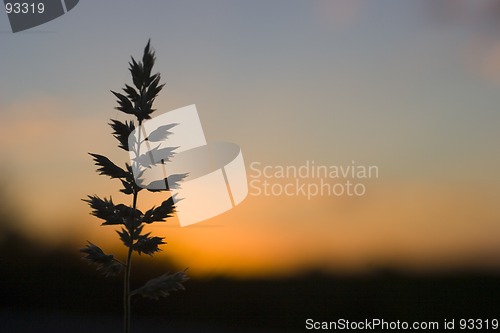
[1,232,500,332]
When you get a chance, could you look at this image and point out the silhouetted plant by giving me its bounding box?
[80,41,188,333]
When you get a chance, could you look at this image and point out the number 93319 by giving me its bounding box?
[5,2,45,14]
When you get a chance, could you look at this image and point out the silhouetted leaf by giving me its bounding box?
[111,91,135,115]
[146,75,164,102]
[147,173,188,192]
[117,228,132,247]
[125,163,149,192]
[142,196,176,223]
[109,204,143,228]
[84,195,119,223]
[123,84,139,103]
[125,163,145,184]
[89,153,129,179]
[133,233,165,255]
[84,195,143,226]
[120,179,134,195]
[142,39,155,82]
[146,123,177,142]
[136,97,155,121]
[109,119,135,151]
[128,57,144,90]
[131,225,144,240]
[131,270,188,300]
[132,145,178,168]
[80,242,123,277]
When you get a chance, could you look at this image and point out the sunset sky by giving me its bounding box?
[1,0,500,278]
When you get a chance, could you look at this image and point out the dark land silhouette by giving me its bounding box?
[1,226,500,332]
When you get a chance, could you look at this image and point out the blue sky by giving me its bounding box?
[1,0,500,276]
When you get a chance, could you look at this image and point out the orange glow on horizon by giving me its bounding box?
[67,179,500,278]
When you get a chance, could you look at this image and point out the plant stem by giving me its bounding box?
[124,191,137,333]
[124,119,142,333]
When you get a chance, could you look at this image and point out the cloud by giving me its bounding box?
[467,39,500,83]
[421,0,500,82]
[423,0,500,28]
[313,0,363,29]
